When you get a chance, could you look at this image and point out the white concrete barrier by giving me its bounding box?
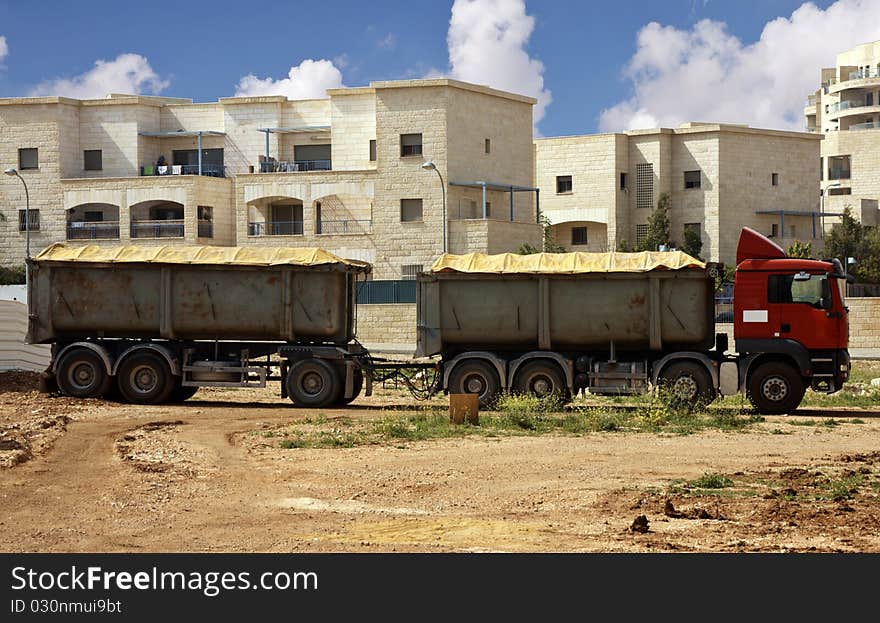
[0,286,50,373]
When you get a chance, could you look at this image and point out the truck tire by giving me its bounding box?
[117,351,175,405]
[56,348,112,399]
[657,361,716,408]
[169,385,199,403]
[448,360,500,408]
[747,361,805,415]
[513,360,570,402]
[286,359,342,408]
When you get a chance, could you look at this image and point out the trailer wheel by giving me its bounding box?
[448,360,500,408]
[657,361,716,409]
[747,361,805,415]
[117,351,175,405]
[286,359,342,408]
[513,361,570,403]
[56,348,111,399]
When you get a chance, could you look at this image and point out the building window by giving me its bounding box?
[771,172,779,186]
[83,149,102,171]
[684,170,701,189]
[619,172,627,191]
[400,133,423,157]
[18,148,38,170]
[571,226,588,246]
[369,140,377,162]
[770,223,778,238]
[556,175,572,194]
[402,264,423,279]
[828,187,852,196]
[635,224,648,246]
[820,157,824,181]
[485,138,491,154]
[401,198,423,222]
[828,155,851,180]
[636,163,653,209]
[84,211,104,222]
[18,210,40,231]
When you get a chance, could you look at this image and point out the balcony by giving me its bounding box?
[805,94,818,107]
[316,219,372,235]
[130,220,185,239]
[66,221,120,240]
[849,69,879,80]
[247,221,304,236]
[257,159,331,173]
[848,121,878,131]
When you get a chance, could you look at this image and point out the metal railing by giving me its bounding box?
[848,70,879,80]
[130,219,185,238]
[805,94,817,107]
[258,160,331,173]
[247,220,304,236]
[317,219,372,235]
[140,164,226,177]
[357,280,417,304]
[849,121,878,131]
[66,221,120,240]
[197,219,213,238]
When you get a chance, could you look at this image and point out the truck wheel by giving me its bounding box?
[657,361,716,409]
[286,359,342,408]
[169,385,199,403]
[747,362,805,415]
[56,348,111,399]
[333,367,363,406]
[448,360,500,408]
[117,352,175,405]
[513,361,570,403]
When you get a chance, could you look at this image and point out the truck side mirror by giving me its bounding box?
[821,278,832,310]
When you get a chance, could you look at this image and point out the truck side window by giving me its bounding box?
[768,274,824,306]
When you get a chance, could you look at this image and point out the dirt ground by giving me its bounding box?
[1,371,879,553]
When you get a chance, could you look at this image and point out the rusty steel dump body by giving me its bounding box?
[27,245,369,345]
[416,263,715,358]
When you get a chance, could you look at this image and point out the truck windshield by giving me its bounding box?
[768,274,826,306]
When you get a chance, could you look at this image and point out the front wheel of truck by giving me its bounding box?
[747,361,805,415]
[56,348,111,399]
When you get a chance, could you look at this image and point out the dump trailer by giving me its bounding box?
[27,244,377,406]
[416,227,850,414]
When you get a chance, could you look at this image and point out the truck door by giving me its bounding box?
[767,272,838,350]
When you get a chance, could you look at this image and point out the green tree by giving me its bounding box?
[682,226,703,260]
[519,215,566,254]
[0,265,26,285]
[637,192,671,252]
[823,206,880,284]
[787,240,812,259]
[616,239,632,252]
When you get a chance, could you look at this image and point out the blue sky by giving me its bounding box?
[1,0,868,136]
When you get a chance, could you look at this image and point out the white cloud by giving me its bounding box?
[234,59,344,99]
[377,33,397,50]
[445,0,552,125]
[599,0,880,132]
[30,53,169,98]
[0,36,8,65]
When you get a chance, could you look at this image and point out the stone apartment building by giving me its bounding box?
[804,39,880,230]
[535,123,823,265]
[0,79,542,279]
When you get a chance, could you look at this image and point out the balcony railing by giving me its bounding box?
[316,219,372,235]
[848,70,879,81]
[830,100,861,114]
[258,160,331,173]
[805,94,817,107]
[130,219,185,238]
[849,121,878,131]
[140,164,226,178]
[805,127,818,133]
[197,219,213,238]
[66,221,120,240]
[248,221,304,236]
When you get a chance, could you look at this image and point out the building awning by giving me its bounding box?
[138,130,226,137]
[257,126,330,134]
[449,180,541,224]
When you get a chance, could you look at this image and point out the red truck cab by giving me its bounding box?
[732,227,850,413]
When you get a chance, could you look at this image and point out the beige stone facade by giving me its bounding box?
[0,80,541,278]
[535,124,822,265]
[805,40,880,229]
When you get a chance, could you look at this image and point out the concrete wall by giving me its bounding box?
[356,303,417,346]
[846,297,880,348]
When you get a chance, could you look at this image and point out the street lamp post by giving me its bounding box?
[4,168,30,292]
[421,161,447,254]
[821,181,841,236]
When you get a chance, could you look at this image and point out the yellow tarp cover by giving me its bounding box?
[34,243,371,270]
[431,250,705,274]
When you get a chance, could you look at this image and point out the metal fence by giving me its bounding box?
[247,221,304,236]
[130,220,185,238]
[357,280,417,304]
[66,222,120,240]
[317,219,372,235]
